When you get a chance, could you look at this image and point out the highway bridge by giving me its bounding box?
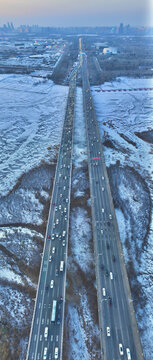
[80,39,144,360]
[26,70,77,360]
[94,86,153,93]
[26,39,144,360]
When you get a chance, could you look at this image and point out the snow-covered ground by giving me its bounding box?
[0,74,68,196]
[92,77,153,360]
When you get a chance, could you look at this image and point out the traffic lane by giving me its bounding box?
[88,151,119,359]
[28,163,72,358]
[87,122,137,356]
[82,79,130,358]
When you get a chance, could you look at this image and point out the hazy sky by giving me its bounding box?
[0,0,152,27]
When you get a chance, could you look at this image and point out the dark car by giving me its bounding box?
[57,312,61,324]
[108,296,112,306]
[112,255,116,262]
[105,270,109,277]
[106,242,110,250]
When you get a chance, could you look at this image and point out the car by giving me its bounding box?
[119,343,124,356]
[62,230,66,237]
[50,280,54,288]
[126,348,131,360]
[101,208,104,213]
[52,247,56,254]
[54,347,59,359]
[108,296,112,306]
[59,205,61,210]
[59,235,62,241]
[56,233,59,238]
[55,206,58,211]
[56,219,59,224]
[105,270,109,277]
[110,272,113,280]
[48,235,51,240]
[49,255,52,262]
[112,255,116,262]
[52,234,55,240]
[44,327,48,339]
[43,347,48,360]
[64,208,67,213]
[57,312,61,325]
[101,264,104,270]
[106,242,110,249]
[102,288,106,296]
[106,327,110,336]
[102,176,104,180]
[55,268,59,276]
[102,187,104,191]
[62,240,66,247]
[53,202,55,205]
[109,214,112,220]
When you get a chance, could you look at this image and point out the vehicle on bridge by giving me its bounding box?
[51,300,57,322]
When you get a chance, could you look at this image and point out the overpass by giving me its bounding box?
[80,38,144,360]
[26,70,77,360]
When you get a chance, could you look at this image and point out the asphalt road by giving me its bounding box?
[26,71,77,360]
[81,46,144,360]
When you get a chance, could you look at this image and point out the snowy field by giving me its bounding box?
[92,77,153,360]
[0,74,68,196]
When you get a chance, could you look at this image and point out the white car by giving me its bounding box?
[110,272,113,280]
[50,280,54,288]
[106,327,110,336]
[109,214,112,220]
[52,247,56,254]
[102,288,106,296]
[54,347,59,359]
[56,219,59,225]
[62,240,66,247]
[102,208,104,213]
[43,347,48,360]
[126,348,131,360]
[44,327,48,339]
[59,205,61,210]
[119,343,124,355]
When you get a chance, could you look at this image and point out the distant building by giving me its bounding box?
[119,23,124,34]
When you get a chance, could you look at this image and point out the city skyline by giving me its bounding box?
[0,0,152,27]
